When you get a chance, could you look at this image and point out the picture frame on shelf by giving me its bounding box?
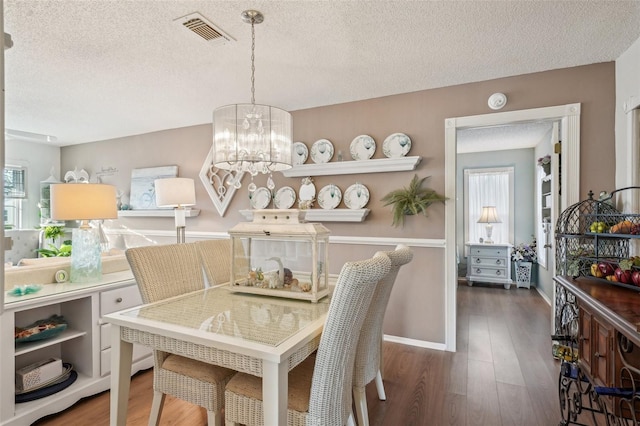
[129,166,178,210]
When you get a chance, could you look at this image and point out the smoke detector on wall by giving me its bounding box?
[174,12,235,45]
[488,93,507,110]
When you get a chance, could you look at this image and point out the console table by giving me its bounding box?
[554,275,640,424]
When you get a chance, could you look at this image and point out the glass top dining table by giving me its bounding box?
[105,285,331,426]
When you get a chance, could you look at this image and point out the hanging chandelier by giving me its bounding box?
[212,10,292,192]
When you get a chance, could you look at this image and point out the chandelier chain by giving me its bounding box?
[250,17,256,106]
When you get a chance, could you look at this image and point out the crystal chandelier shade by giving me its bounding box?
[213,103,292,174]
[212,10,292,185]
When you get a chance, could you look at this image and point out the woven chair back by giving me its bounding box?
[125,242,205,304]
[307,252,391,425]
[354,244,414,387]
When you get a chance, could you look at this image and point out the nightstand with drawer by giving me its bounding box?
[466,243,513,289]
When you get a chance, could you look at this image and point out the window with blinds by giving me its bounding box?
[4,166,26,199]
[4,166,26,229]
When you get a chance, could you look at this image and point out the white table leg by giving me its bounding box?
[262,359,288,426]
[110,324,133,426]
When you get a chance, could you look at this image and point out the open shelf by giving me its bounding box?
[117,209,200,218]
[15,329,87,356]
[281,156,422,177]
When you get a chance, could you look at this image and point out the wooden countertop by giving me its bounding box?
[555,275,640,345]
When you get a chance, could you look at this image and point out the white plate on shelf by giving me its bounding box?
[310,139,334,164]
[350,135,376,160]
[274,186,297,209]
[298,177,316,208]
[344,183,370,209]
[292,142,308,166]
[317,184,342,209]
[250,187,272,209]
[382,133,411,158]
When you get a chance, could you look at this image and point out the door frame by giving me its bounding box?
[443,103,581,352]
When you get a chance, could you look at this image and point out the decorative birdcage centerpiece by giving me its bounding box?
[228,209,330,302]
[555,191,625,277]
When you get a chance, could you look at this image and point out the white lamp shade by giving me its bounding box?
[50,183,118,221]
[154,178,196,207]
[477,206,501,224]
[212,103,293,172]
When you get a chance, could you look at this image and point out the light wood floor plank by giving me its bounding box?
[466,358,502,426]
[497,382,538,426]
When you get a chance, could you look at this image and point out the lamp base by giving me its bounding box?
[483,223,495,244]
[70,227,102,283]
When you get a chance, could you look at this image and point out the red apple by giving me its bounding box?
[615,267,633,284]
[598,262,616,276]
[632,270,640,287]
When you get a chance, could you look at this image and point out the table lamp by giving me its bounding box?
[154,177,196,243]
[477,206,501,244]
[50,183,118,283]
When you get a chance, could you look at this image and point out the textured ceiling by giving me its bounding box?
[4,1,640,146]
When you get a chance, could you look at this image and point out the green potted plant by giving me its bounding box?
[42,225,65,242]
[35,225,70,257]
[381,174,447,227]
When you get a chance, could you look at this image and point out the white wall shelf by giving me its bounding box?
[240,209,370,223]
[117,209,200,218]
[281,156,422,177]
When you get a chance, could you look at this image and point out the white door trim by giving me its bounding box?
[444,103,581,352]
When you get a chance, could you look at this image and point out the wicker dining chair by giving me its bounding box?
[353,244,414,426]
[126,243,236,426]
[224,252,392,426]
[195,238,233,287]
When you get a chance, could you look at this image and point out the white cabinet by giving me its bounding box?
[0,273,153,426]
[466,243,513,289]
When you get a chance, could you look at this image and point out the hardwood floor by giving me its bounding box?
[33,282,564,425]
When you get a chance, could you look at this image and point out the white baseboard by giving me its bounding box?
[383,334,447,351]
[536,285,552,305]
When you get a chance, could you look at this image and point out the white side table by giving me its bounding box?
[466,242,513,289]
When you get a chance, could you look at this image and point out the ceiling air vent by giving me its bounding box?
[174,12,235,45]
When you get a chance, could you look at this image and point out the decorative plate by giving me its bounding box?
[350,135,376,160]
[292,142,308,166]
[344,183,370,209]
[298,177,316,209]
[382,133,411,158]
[274,186,297,209]
[250,187,272,210]
[317,184,342,210]
[310,139,334,164]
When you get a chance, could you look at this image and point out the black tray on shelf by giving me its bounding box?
[15,363,77,403]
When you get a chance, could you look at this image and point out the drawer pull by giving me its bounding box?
[496,270,502,276]
[476,258,481,263]
[116,297,123,303]
[476,268,481,273]
[496,259,502,265]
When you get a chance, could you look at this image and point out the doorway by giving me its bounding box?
[443,103,582,352]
